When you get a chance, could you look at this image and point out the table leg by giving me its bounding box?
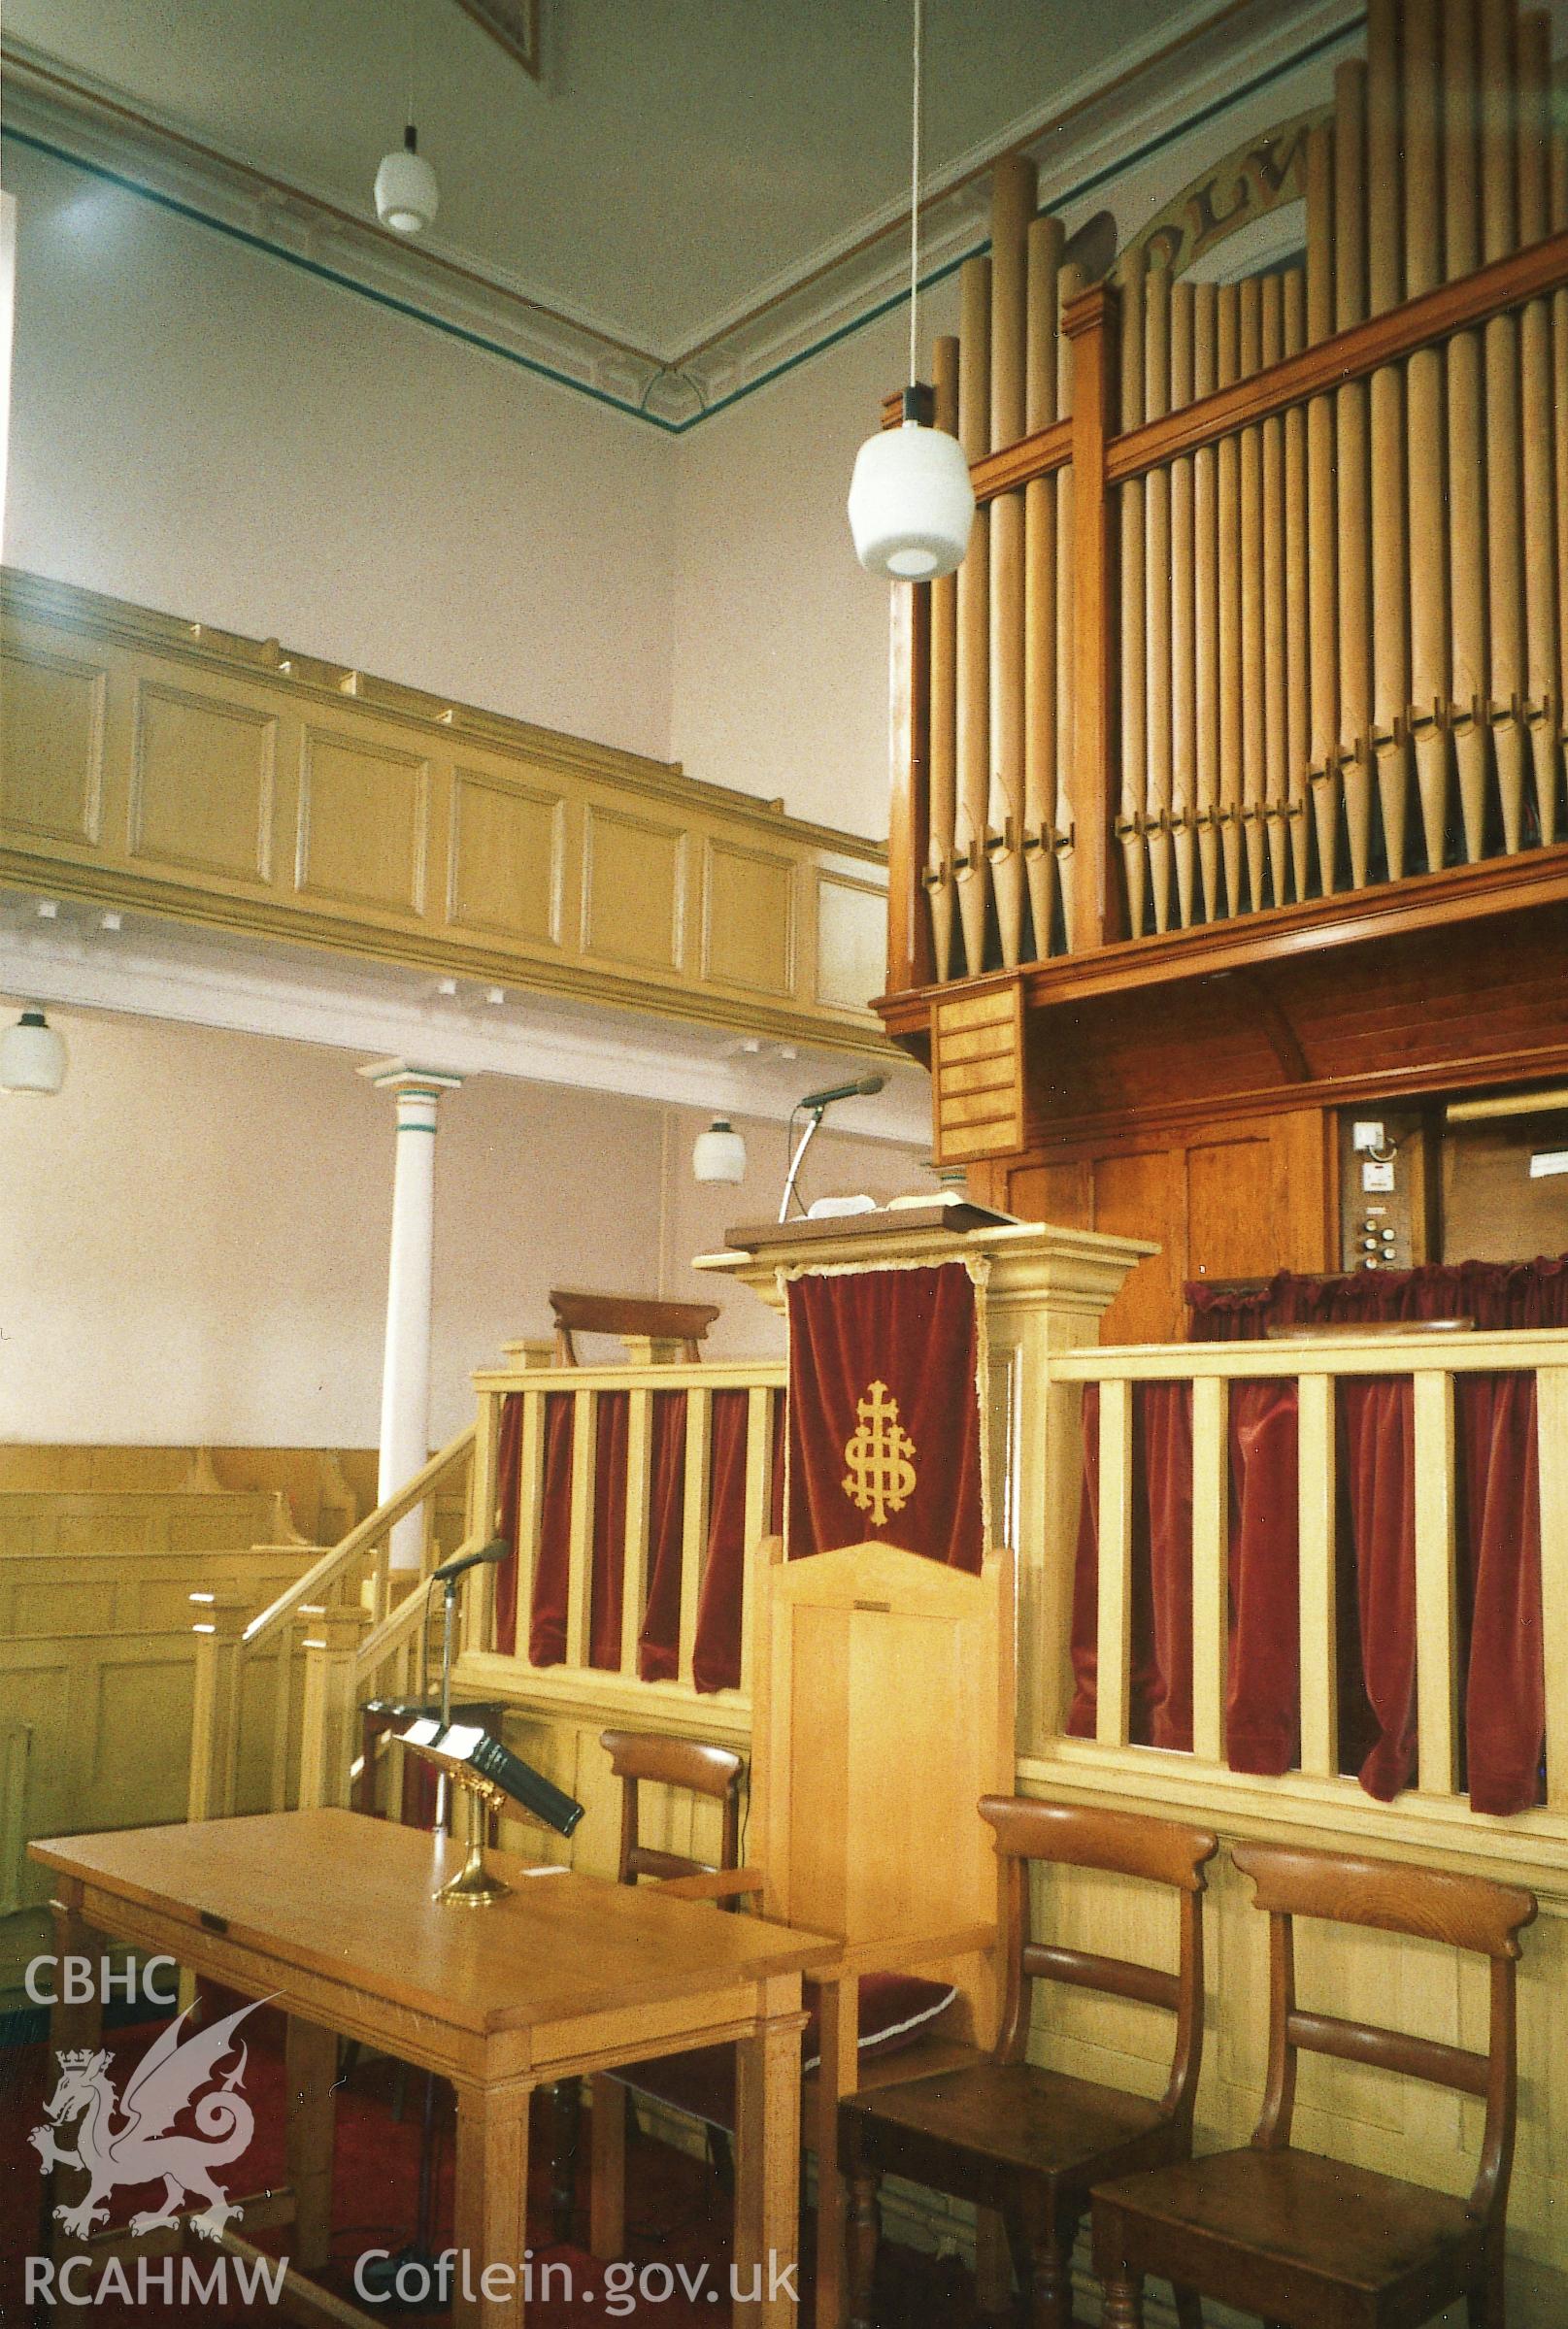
[810,1975,858,2329]
[43,1885,104,2329]
[284,2015,338,2269]
[452,2076,534,2329]
[735,1978,804,2325]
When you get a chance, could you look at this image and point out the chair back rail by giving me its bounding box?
[600,1727,745,1885]
[1235,1839,1537,2221]
[983,1795,1218,2120]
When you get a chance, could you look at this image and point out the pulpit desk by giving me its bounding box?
[31,1808,837,2328]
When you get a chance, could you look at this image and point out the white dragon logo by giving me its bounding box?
[29,1997,265,2243]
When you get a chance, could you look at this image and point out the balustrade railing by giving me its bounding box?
[1030,1330,1568,1878]
[186,1426,475,1823]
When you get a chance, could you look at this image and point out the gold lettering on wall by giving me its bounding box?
[1116,109,1324,282]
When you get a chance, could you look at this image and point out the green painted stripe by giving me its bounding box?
[2,14,1365,437]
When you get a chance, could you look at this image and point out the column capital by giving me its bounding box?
[357,1057,465,1098]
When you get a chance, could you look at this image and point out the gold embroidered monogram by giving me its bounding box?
[841,1381,917,1527]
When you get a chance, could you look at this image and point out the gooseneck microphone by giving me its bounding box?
[797,1072,887,1112]
[430,1537,511,1586]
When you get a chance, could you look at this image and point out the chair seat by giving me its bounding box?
[1094,2146,1486,2308]
[843,2056,1172,2194]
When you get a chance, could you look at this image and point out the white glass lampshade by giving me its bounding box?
[848,417,976,581]
[692,1118,747,1185]
[0,1006,66,1095]
[375,130,440,234]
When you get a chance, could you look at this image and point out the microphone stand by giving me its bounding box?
[779,1105,827,1222]
[359,1556,478,2309]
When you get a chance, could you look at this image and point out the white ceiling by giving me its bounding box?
[1,0,1362,412]
[3,0,1204,349]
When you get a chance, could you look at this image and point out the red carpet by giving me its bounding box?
[0,2008,975,2325]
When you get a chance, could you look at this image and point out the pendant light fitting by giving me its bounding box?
[847,0,976,582]
[375,4,440,234]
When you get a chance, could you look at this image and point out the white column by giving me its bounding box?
[359,1059,463,1570]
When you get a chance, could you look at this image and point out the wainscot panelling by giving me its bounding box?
[456,1680,1568,2325]
[0,1540,319,1989]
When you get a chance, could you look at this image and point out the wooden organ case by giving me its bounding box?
[876,0,1568,1340]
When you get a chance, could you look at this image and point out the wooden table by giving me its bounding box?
[30,1809,837,2327]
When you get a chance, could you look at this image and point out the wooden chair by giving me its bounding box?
[840,1797,1218,2329]
[591,1536,1017,2328]
[550,1729,745,2240]
[1092,1841,1539,2329]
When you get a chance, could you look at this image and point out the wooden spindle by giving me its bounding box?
[1170,280,1198,927]
[987,155,1037,967]
[565,1386,595,1668]
[1297,1372,1338,1780]
[678,1386,711,1687]
[1444,0,1488,860]
[1191,1376,1228,1763]
[1413,1370,1459,1796]
[1095,1378,1133,1748]
[1539,1370,1568,1812]
[1024,216,1064,958]
[1145,261,1174,931]
[1335,59,1375,889]
[955,255,993,973]
[1118,247,1149,936]
[514,1388,546,1664]
[927,334,960,978]
[1192,281,1221,922]
[619,1387,652,1677]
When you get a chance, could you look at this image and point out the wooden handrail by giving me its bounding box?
[354,1547,479,1679]
[243,1424,475,1647]
[1051,1330,1568,1380]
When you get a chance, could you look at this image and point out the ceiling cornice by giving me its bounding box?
[0,3,1363,431]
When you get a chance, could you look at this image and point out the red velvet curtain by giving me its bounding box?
[526,1392,579,1666]
[690,1388,757,1694]
[636,1391,689,1682]
[1070,1257,1563,1814]
[492,1390,524,1657]
[786,1265,984,1572]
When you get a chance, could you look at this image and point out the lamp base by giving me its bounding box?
[433,1836,511,1909]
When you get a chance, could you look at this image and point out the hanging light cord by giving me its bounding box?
[908,0,922,389]
[407,0,417,132]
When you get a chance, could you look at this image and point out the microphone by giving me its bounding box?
[430,1537,511,1586]
[797,1072,887,1113]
